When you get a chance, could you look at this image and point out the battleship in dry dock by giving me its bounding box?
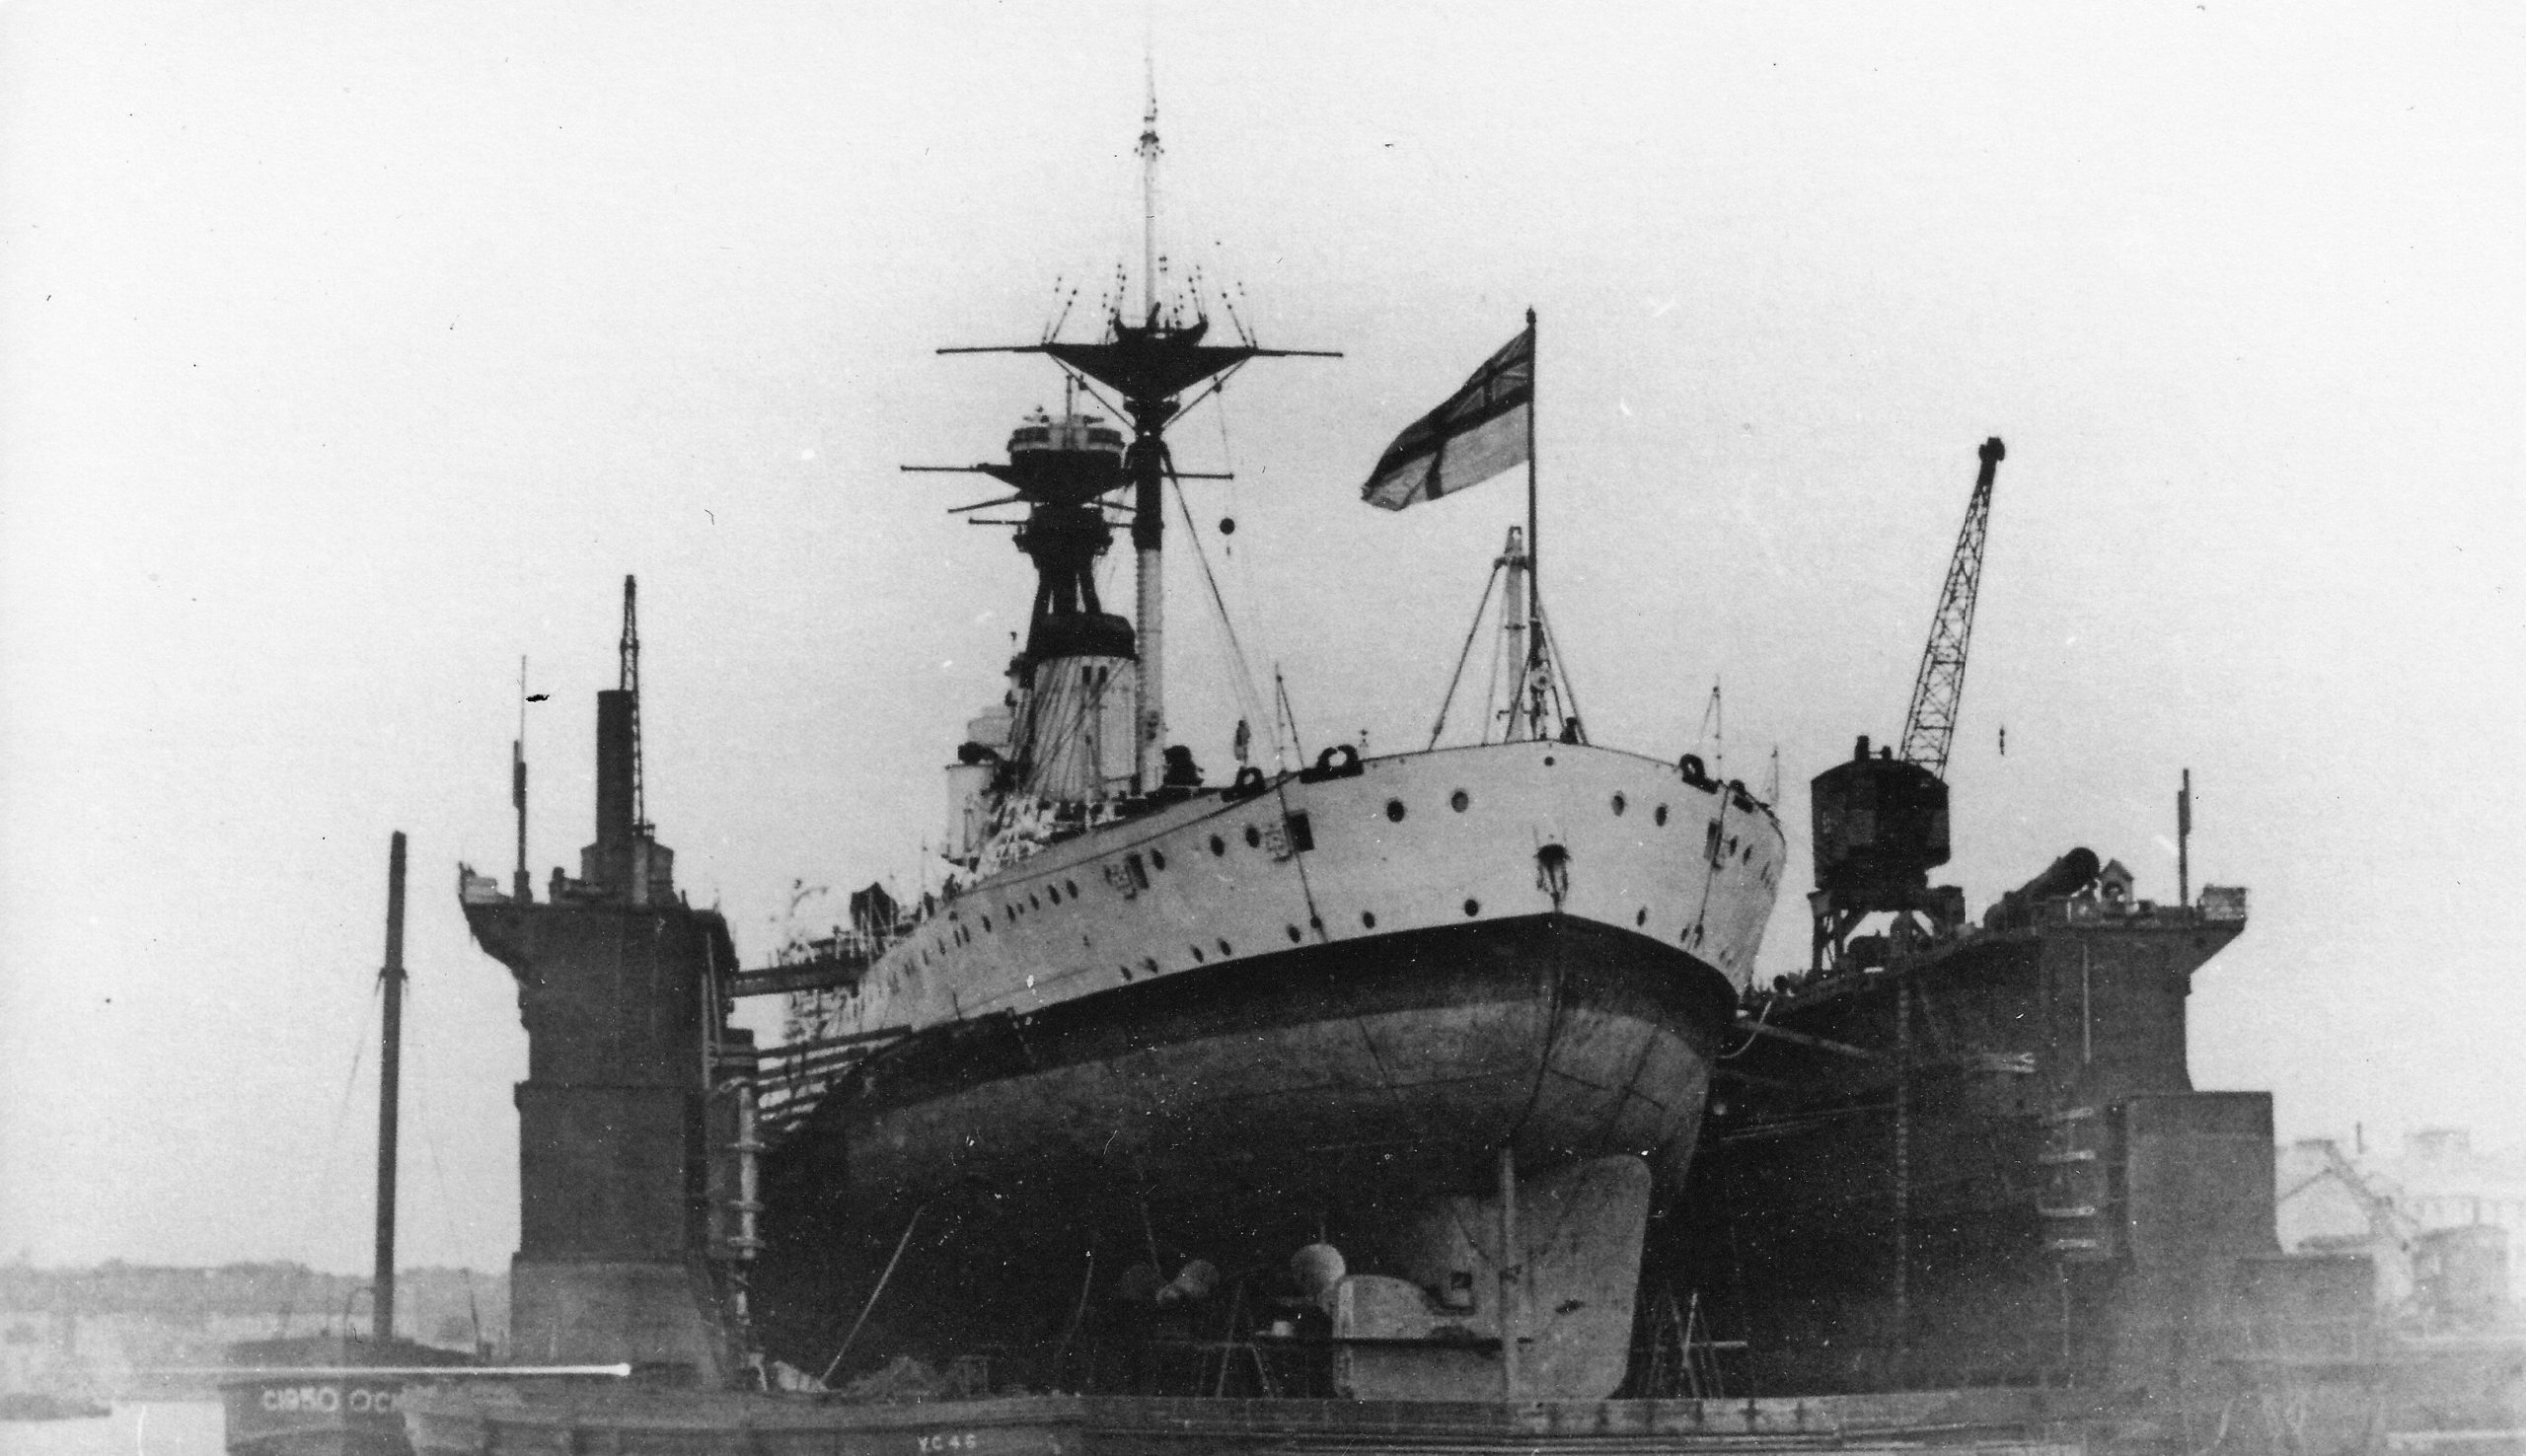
[456,98,1784,1406]
[420,103,2436,1454]
[428,410,2396,1453]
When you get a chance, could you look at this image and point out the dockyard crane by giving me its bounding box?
[1807,438,2008,973]
[1896,438,2004,779]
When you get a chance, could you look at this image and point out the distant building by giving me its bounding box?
[2389,1128,2526,1239]
[2276,1135,2418,1310]
[2276,1128,2524,1326]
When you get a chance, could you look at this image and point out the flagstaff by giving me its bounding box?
[1525,307,1539,705]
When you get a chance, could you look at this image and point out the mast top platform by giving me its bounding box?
[941,318,1337,417]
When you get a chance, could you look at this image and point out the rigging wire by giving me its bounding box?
[1273,667,1307,763]
[1169,473,1276,765]
[1428,555,1506,750]
[401,978,492,1351]
[276,975,384,1335]
[1686,774,1734,947]
[1209,374,1282,769]
[1695,682,1725,781]
[1007,658,1112,800]
[1169,358,1249,424]
[1479,601,1508,745]
[1529,585,1589,741]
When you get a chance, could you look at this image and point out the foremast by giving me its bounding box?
[933,93,1334,823]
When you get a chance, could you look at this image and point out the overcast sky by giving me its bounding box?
[3,2,2519,1275]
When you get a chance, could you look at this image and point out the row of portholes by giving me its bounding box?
[1114,930,1238,982]
[888,835,1202,997]
[1103,896,1500,984]
[913,803,1760,989]
[1282,913,1326,943]
[1610,792,1677,828]
[973,847,1180,940]
[1386,788,1675,829]
[1006,878,1085,918]
[1383,787,1475,822]
[1624,904,1711,948]
[1212,827,1260,854]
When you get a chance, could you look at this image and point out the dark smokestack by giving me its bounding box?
[595,688,636,852]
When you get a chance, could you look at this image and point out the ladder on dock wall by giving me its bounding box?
[2038,1106,2117,1262]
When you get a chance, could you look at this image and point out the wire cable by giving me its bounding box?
[1428,557,1505,750]
[1169,471,1274,757]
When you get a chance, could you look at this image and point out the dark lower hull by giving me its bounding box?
[754,913,1734,1383]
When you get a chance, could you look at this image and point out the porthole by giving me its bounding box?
[1151,850,1167,871]
[1611,792,1627,816]
[1543,756,1556,766]
[981,915,993,931]
[1029,893,1041,910]
[1654,804,1669,827]
[1287,924,1303,943]
[1217,939,1232,957]
[1385,799,1407,822]
[1245,825,1263,847]
[1636,908,1648,926]
[1362,910,1378,929]
[1191,945,1206,964]
[1463,898,1482,917]
[1307,914,1323,931]
[1067,880,1079,898]
[1143,957,1158,975]
[1044,886,1059,905]
[1450,789,1470,812]
[1119,964,1133,981]
[1210,835,1226,856]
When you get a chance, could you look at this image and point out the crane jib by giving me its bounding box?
[1897,437,2005,780]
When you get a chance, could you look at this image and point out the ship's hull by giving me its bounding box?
[754,912,1735,1380]
[789,743,1783,1047]
[753,742,1785,1388]
[797,912,1728,1212]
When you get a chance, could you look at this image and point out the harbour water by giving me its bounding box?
[0,1404,224,1456]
